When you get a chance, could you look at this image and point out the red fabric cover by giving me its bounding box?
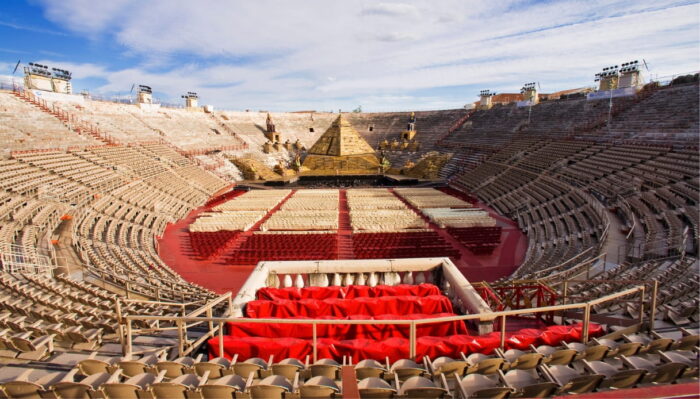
[505,328,542,350]
[538,323,605,346]
[208,323,605,363]
[416,336,454,360]
[464,332,502,355]
[255,284,441,301]
[568,322,604,341]
[227,313,467,340]
[539,325,575,346]
[345,284,441,299]
[256,286,344,301]
[335,338,401,362]
[444,335,477,356]
[245,295,453,318]
[315,338,338,360]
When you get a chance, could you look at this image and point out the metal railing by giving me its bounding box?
[120,285,649,361]
[472,281,505,311]
[0,243,56,275]
[542,252,606,282]
[627,234,687,262]
[650,70,699,86]
[617,194,636,241]
[557,279,659,330]
[118,293,232,356]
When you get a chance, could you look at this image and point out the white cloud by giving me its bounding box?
[0,20,68,36]
[38,0,136,34]
[34,0,700,111]
[360,3,421,17]
[374,32,419,42]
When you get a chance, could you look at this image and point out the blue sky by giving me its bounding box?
[0,0,698,111]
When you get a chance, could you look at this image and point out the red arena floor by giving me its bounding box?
[157,187,528,294]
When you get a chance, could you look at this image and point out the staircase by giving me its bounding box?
[337,190,355,259]
[126,110,168,138]
[569,87,657,139]
[438,151,489,180]
[11,87,112,145]
[210,114,248,150]
[435,110,475,146]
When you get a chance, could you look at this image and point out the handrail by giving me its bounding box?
[122,284,649,360]
[120,291,233,356]
[120,298,204,307]
[599,221,610,248]
[83,263,204,302]
[617,194,637,240]
[472,281,505,311]
[626,233,687,261]
[126,303,590,325]
[529,247,595,277]
[0,243,57,275]
[540,253,606,282]
[186,292,233,318]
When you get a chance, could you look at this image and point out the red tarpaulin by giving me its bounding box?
[245,295,454,318]
[255,284,441,301]
[227,313,467,340]
[208,323,605,363]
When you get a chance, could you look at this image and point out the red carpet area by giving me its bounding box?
[157,189,256,294]
[157,187,527,294]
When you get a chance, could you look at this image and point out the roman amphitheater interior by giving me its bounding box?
[0,65,698,399]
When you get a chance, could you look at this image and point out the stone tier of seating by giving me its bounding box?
[0,92,101,155]
[450,134,698,279]
[0,143,229,301]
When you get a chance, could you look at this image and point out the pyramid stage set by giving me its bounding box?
[302,114,381,174]
[266,115,427,187]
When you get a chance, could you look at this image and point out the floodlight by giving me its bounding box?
[138,85,153,94]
